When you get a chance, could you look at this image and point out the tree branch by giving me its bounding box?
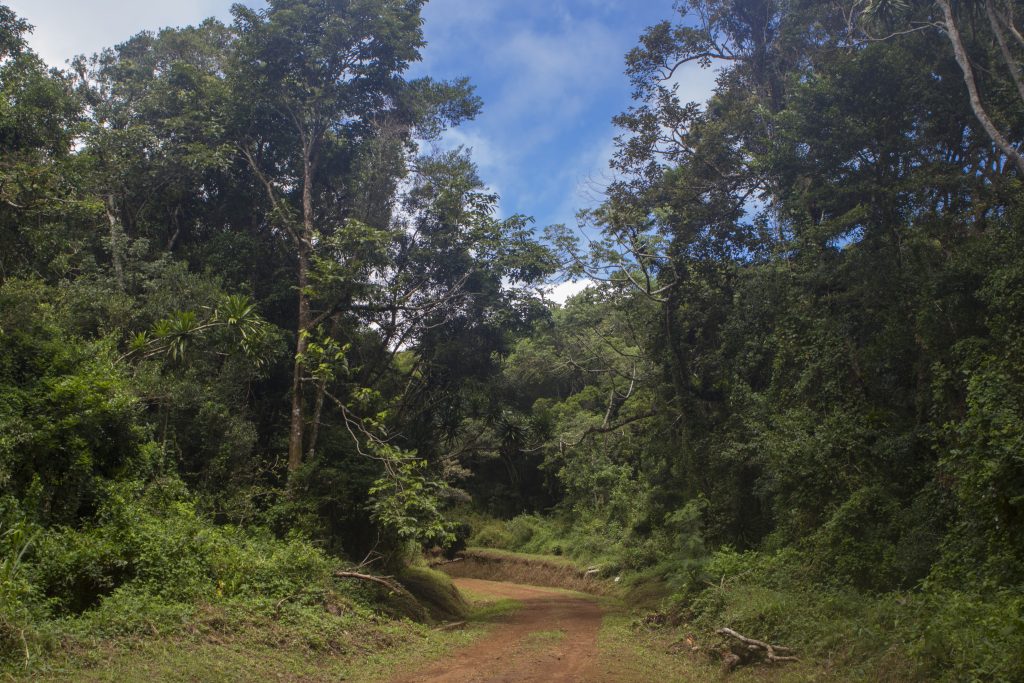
[986,0,1024,104]
[937,0,1024,175]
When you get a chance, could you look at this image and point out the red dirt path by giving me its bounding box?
[388,578,606,683]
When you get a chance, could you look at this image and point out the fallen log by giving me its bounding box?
[716,627,799,672]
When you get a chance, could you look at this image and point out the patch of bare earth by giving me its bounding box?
[388,578,606,683]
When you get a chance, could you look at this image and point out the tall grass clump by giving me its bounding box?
[0,477,369,672]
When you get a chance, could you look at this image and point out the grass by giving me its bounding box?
[462,595,521,621]
[394,565,469,622]
[593,578,937,682]
[522,629,566,647]
[440,546,615,595]
[597,609,844,682]
[5,571,525,682]
[12,608,481,683]
[459,547,582,569]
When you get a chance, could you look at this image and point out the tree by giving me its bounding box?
[0,7,84,282]
[79,19,237,285]
[226,0,480,473]
[856,0,1024,175]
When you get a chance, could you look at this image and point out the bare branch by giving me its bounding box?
[936,0,1024,175]
[239,143,302,246]
[986,0,1024,104]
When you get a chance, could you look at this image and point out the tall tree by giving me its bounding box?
[0,7,83,281]
[226,0,479,473]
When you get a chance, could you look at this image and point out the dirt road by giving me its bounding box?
[389,578,605,683]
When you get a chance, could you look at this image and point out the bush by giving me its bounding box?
[0,279,146,526]
[67,586,195,638]
[471,522,516,549]
[808,485,902,590]
[670,546,1024,682]
[28,478,336,618]
[0,512,44,661]
[912,589,1024,682]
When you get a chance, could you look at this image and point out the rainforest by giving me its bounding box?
[2,1,1024,680]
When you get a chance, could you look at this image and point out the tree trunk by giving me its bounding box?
[288,248,310,472]
[307,313,341,461]
[287,150,318,473]
[937,0,1024,176]
[104,197,125,290]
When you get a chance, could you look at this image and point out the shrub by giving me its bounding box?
[471,523,515,549]
[911,589,1024,682]
[29,478,336,618]
[0,512,44,662]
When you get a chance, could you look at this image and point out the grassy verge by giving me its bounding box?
[10,603,477,682]
[598,563,1022,682]
[9,578,523,682]
[0,483,518,682]
[453,547,579,569]
[597,610,836,683]
[452,514,1024,681]
[439,547,614,595]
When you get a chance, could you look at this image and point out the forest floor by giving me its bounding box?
[388,578,604,682]
[11,564,832,681]
[387,576,822,682]
[388,572,837,683]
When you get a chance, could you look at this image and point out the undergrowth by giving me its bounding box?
[0,478,461,679]
[459,512,1024,682]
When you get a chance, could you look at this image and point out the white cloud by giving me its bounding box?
[412,0,714,232]
[419,12,630,225]
[563,132,620,216]
[436,128,504,175]
[667,61,722,107]
[545,278,595,305]
[491,20,620,123]
[8,0,243,67]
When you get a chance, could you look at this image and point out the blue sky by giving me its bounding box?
[9,0,718,298]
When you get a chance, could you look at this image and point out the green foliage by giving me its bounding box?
[133,294,271,366]
[675,547,1024,682]
[471,524,517,550]
[0,506,42,658]
[910,589,1024,683]
[0,279,147,525]
[29,479,335,615]
[369,455,454,548]
[0,476,361,669]
[940,350,1024,585]
[465,514,566,555]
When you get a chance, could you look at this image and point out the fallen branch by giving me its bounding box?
[432,557,464,567]
[333,571,419,604]
[433,621,466,632]
[716,627,798,672]
[273,592,301,619]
